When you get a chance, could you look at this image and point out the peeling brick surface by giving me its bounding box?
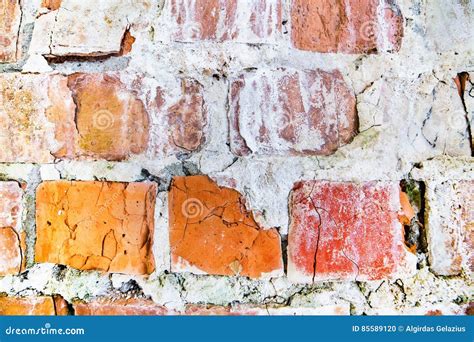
[74,298,171,315]
[0,0,21,62]
[0,297,57,315]
[66,73,150,160]
[0,182,23,276]
[169,175,283,278]
[291,0,404,54]
[0,0,472,318]
[0,74,76,163]
[150,78,207,154]
[169,0,281,43]
[288,181,415,283]
[426,180,474,275]
[35,181,156,275]
[229,68,358,156]
[29,0,130,57]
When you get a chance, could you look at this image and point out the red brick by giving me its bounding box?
[66,73,150,161]
[169,175,283,279]
[291,0,404,54]
[0,0,21,62]
[152,79,207,153]
[288,181,415,283]
[229,68,358,156]
[74,298,171,315]
[35,181,156,275]
[0,297,57,315]
[170,0,281,43]
[0,182,23,276]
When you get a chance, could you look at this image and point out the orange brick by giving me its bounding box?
[74,298,171,315]
[0,182,23,276]
[66,73,150,160]
[41,0,62,10]
[291,0,404,54]
[169,175,283,279]
[0,297,57,315]
[0,0,21,62]
[35,181,156,275]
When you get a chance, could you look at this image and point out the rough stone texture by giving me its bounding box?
[29,0,131,57]
[0,297,57,315]
[229,68,358,156]
[291,0,404,54]
[0,0,21,62]
[0,0,472,317]
[0,182,23,276]
[66,73,150,160]
[74,298,171,315]
[169,0,281,43]
[288,181,416,283]
[35,181,156,275]
[426,180,473,275]
[0,74,76,163]
[169,175,283,278]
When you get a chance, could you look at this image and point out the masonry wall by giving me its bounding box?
[0,0,472,316]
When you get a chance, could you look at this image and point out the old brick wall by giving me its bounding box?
[0,0,472,315]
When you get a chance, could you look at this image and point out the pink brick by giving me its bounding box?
[288,181,415,283]
[150,79,207,154]
[291,0,404,54]
[74,298,172,315]
[0,0,21,62]
[169,0,281,43]
[229,68,358,156]
[0,182,23,276]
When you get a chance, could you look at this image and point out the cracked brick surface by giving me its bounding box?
[169,175,283,278]
[288,181,416,283]
[29,0,130,57]
[0,0,21,62]
[229,68,358,156]
[0,182,23,276]
[291,0,404,54]
[169,0,281,43]
[35,181,156,275]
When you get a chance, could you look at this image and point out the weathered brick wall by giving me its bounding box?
[0,0,472,315]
